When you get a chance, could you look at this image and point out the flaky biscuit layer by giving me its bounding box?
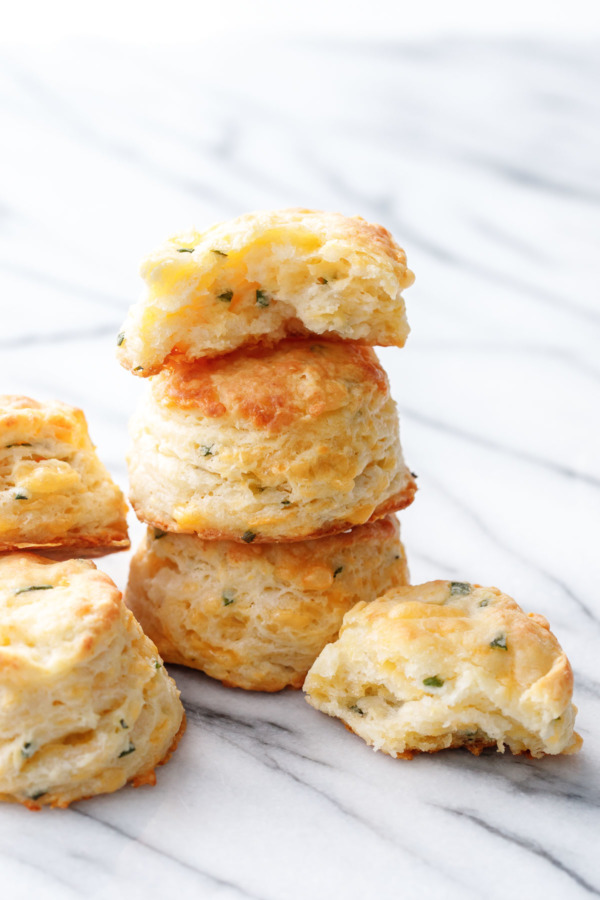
[0,554,184,808]
[0,396,129,555]
[125,517,409,692]
[117,207,415,375]
[304,581,581,759]
[128,341,415,541]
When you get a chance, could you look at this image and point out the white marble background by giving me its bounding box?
[0,35,599,899]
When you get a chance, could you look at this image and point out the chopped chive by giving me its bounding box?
[153,528,167,540]
[450,582,471,596]
[21,742,35,759]
[255,289,270,308]
[120,719,129,729]
[242,530,256,543]
[200,445,213,457]
[211,249,228,257]
[333,566,343,578]
[222,590,235,606]
[118,742,136,758]
[15,585,54,595]
[423,676,444,688]
[479,598,490,608]
[410,471,418,479]
[14,489,29,500]
[6,442,32,448]
[29,790,46,801]
[116,332,125,346]
[316,276,328,284]
[133,366,144,372]
[490,635,508,651]
[281,499,291,506]
[217,289,233,303]
[176,248,194,253]
[349,704,364,716]
[154,660,163,670]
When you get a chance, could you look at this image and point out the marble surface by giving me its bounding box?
[1,36,599,899]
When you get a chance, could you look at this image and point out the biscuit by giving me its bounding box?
[125,516,409,692]
[0,396,129,555]
[117,208,415,375]
[0,554,185,809]
[304,580,581,759]
[127,341,416,541]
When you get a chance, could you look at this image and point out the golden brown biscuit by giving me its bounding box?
[0,553,185,809]
[0,396,129,555]
[304,581,581,759]
[125,516,409,692]
[127,341,416,542]
[117,208,415,375]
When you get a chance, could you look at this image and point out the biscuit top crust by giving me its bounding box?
[0,396,44,411]
[154,340,389,431]
[348,581,574,701]
[0,395,91,451]
[148,208,414,289]
[0,554,122,672]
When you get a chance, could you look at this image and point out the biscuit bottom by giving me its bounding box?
[125,517,409,692]
[0,554,185,809]
[304,581,581,759]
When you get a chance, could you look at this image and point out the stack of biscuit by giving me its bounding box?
[118,209,418,690]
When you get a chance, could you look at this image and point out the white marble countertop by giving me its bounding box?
[1,36,599,900]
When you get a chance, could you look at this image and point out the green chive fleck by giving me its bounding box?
[21,742,35,759]
[349,704,364,716]
[118,742,136,758]
[6,443,32,448]
[410,471,418,479]
[281,499,291,506]
[333,566,343,578]
[153,529,167,540]
[200,445,213,457]
[450,582,472,596]
[423,676,444,688]
[154,660,162,670]
[490,635,508,651]
[116,332,125,346]
[133,366,144,372]
[242,531,256,543]
[217,290,233,303]
[211,249,228,257]
[15,585,54,595]
[256,289,270,308]
[317,276,328,284]
[120,719,129,729]
[479,599,490,608]
[177,248,194,253]
[14,490,29,500]
[29,790,46,801]
[222,590,235,607]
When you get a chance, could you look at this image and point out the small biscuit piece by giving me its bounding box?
[128,341,416,542]
[0,396,129,555]
[0,554,185,809]
[117,208,415,375]
[125,516,409,692]
[304,581,581,759]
